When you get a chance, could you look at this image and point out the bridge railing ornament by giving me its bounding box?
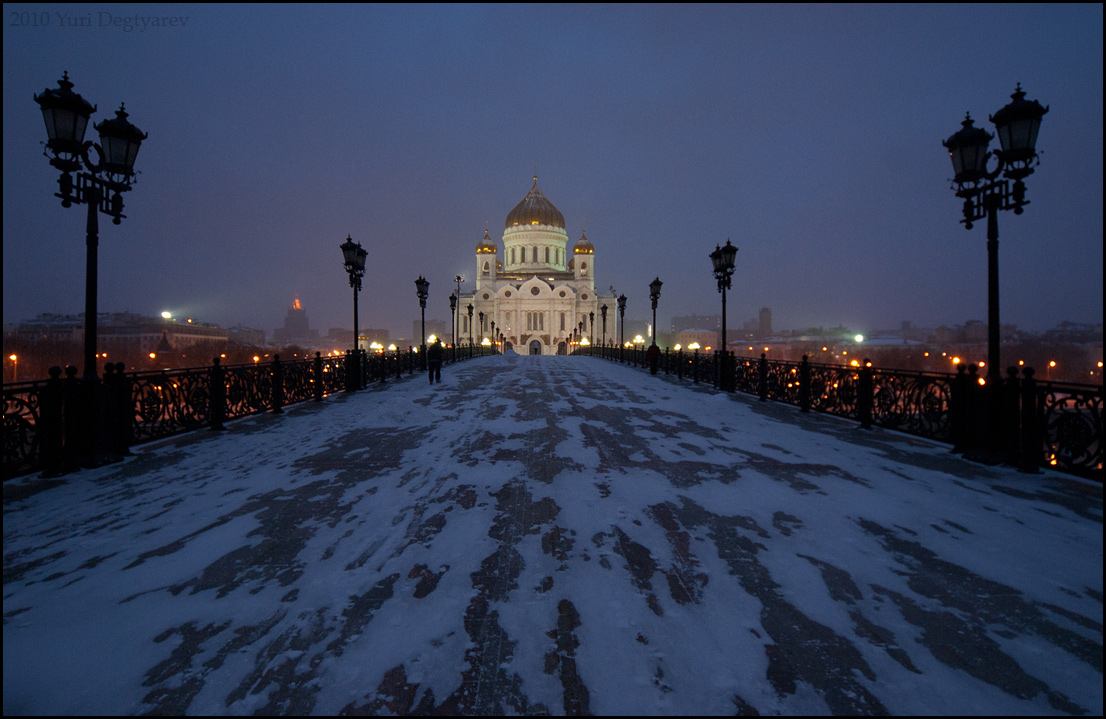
[575,345,1101,482]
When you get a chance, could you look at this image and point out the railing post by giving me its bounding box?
[758,353,768,402]
[950,363,969,453]
[966,365,985,454]
[40,366,65,477]
[271,354,284,414]
[799,355,811,412]
[1019,367,1041,473]
[664,348,669,375]
[1003,366,1020,466]
[114,362,133,456]
[63,365,81,471]
[313,352,324,401]
[210,357,226,430]
[858,359,873,429]
[101,363,121,461]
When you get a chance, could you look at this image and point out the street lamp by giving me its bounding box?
[35,73,147,383]
[467,304,474,349]
[415,276,429,369]
[340,235,367,391]
[617,293,627,361]
[943,85,1047,382]
[649,277,663,347]
[453,275,464,356]
[944,86,1047,458]
[589,312,595,345]
[600,304,608,349]
[710,239,739,390]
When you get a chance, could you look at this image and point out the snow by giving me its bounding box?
[3,354,1102,715]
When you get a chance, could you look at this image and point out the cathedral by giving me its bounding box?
[459,178,617,355]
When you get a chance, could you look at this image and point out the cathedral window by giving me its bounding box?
[482,261,490,276]
[560,313,565,331]
[511,248,516,264]
[540,313,544,330]
[581,262,588,276]
[545,247,550,263]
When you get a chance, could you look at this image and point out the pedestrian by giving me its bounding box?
[428,339,443,384]
[646,342,661,375]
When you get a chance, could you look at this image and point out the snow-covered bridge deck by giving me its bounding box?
[3,354,1102,715]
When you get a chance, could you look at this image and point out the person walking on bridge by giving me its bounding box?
[427,339,444,384]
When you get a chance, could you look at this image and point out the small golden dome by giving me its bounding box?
[572,229,594,254]
[476,229,498,254]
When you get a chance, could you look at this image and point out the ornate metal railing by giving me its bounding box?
[4,345,494,479]
[577,346,1102,481]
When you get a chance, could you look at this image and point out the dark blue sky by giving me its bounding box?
[4,4,1102,339]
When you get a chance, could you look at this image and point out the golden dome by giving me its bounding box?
[476,229,498,254]
[573,229,594,254]
[505,177,565,229]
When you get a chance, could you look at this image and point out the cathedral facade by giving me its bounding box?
[459,178,617,355]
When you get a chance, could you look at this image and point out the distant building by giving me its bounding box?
[672,314,720,333]
[14,312,229,360]
[273,297,319,345]
[759,307,772,338]
[98,314,228,362]
[458,178,618,354]
[227,325,266,346]
[675,329,719,350]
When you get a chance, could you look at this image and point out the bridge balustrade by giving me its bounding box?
[3,345,494,479]
[574,346,1102,482]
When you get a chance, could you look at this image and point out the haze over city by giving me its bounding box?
[3,4,1102,340]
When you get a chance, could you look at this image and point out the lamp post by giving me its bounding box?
[649,278,663,347]
[710,239,739,390]
[35,73,147,383]
[340,235,367,391]
[589,312,595,346]
[35,73,146,466]
[943,85,1047,456]
[943,85,1046,382]
[600,304,608,351]
[467,304,474,350]
[453,275,464,356]
[415,276,429,369]
[617,293,627,361]
[449,293,458,362]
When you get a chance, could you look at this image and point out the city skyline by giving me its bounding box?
[3,5,1102,340]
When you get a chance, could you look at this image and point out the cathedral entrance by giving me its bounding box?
[558,342,567,355]
[529,340,542,355]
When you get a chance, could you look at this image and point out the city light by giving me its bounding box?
[854,334,864,343]
[161,311,171,319]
